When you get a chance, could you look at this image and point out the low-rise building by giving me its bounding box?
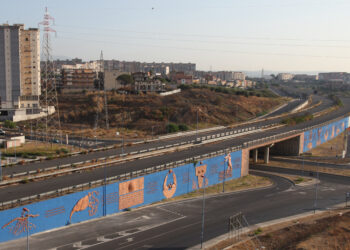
[104,70,129,90]
[61,68,97,92]
[277,73,294,81]
[318,72,348,83]
[293,74,318,82]
[170,72,193,84]
[133,72,165,93]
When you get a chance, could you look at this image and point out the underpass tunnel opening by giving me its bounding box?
[270,135,302,156]
[249,135,302,164]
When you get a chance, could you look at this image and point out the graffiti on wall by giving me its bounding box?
[45,206,65,218]
[163,170,177,199]
[2,208,39,236]
[69,191,99,222]
[119,177,144,210]
[303,118,349,152]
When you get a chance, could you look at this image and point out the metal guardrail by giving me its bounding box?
[4,125,266,178]
[2,113,345,209]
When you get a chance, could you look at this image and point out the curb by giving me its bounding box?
[191,202,349,249]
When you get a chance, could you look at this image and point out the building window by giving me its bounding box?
[25,38,29,41]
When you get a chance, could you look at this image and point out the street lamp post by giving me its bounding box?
[313,162,319,214]
[196,108,199,140]
[0,150,2,182]
[27,216,29,250]
[200,174,206,249]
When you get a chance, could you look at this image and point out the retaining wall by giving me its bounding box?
[302,117,349,153]
[0,150,242,243]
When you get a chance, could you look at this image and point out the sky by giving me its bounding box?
[2,0,350,73]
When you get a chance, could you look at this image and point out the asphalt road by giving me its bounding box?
[0,96,349,203]
[1,95,333,177]
[1,170,349,250]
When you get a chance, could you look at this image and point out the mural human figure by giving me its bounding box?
[163,170,177,199]
[2,208,39,236]
[224,153,232,173]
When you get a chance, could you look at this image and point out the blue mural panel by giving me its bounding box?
[0,150,242,243]
[303,117,349,153]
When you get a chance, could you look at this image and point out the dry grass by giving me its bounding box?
[211,210,350,250]
[164,175,272,203]
[307,131,347,158]
[0,142,75,158]
[56,89,283,138]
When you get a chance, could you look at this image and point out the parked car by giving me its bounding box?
[0,129,5,136]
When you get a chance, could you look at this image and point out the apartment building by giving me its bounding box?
[104,60,195,75]
[0,24,45,121]
[0,24,40,110]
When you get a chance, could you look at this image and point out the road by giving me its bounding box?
[1,169,349,250]
[0,96,349,203]
[0,95,332,177]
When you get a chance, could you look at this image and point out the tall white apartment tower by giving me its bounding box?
[0,24,41,121]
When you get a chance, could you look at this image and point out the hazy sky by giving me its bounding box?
[2,0,350,72]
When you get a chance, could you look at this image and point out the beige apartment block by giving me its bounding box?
[0,24,40,110]
[0,24,43,121]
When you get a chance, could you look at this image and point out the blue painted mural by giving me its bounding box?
[0,150,242,243]
[303,117,350,153]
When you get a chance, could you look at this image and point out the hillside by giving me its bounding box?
[58,88,283,136]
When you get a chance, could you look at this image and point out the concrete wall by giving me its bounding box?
[0,150,242,243]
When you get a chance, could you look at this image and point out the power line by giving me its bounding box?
[56,36,350,60]
[55,24,350,43]
[55,30,350,49]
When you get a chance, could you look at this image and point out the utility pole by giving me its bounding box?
[101,51,109,130]
[222,154,226,193]
[196,108,199,140]
[200,174,206,249]
[38,7,61,145]
[0,150,2,182]
[313,162,319,214]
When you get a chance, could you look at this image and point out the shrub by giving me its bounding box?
[178,124,189,131]
[60,148,69,154]
[254,228,263,235]
[4,120,16,129]
[166,123,179,133]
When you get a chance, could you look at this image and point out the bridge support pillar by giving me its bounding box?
[253,149,258,163]
[264,146,270,164]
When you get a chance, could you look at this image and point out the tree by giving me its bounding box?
[117,74,134,86]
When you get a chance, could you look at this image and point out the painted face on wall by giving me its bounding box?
[195,165,207,188]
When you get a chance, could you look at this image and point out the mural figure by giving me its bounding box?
[163,169,177,199]
[2,208,39,236]
[332,126,335,138]
[69,191,99,222]
[195,165,207,188]
[317,128,322,145]
[224,153,233,173]
[324,130,329,141]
